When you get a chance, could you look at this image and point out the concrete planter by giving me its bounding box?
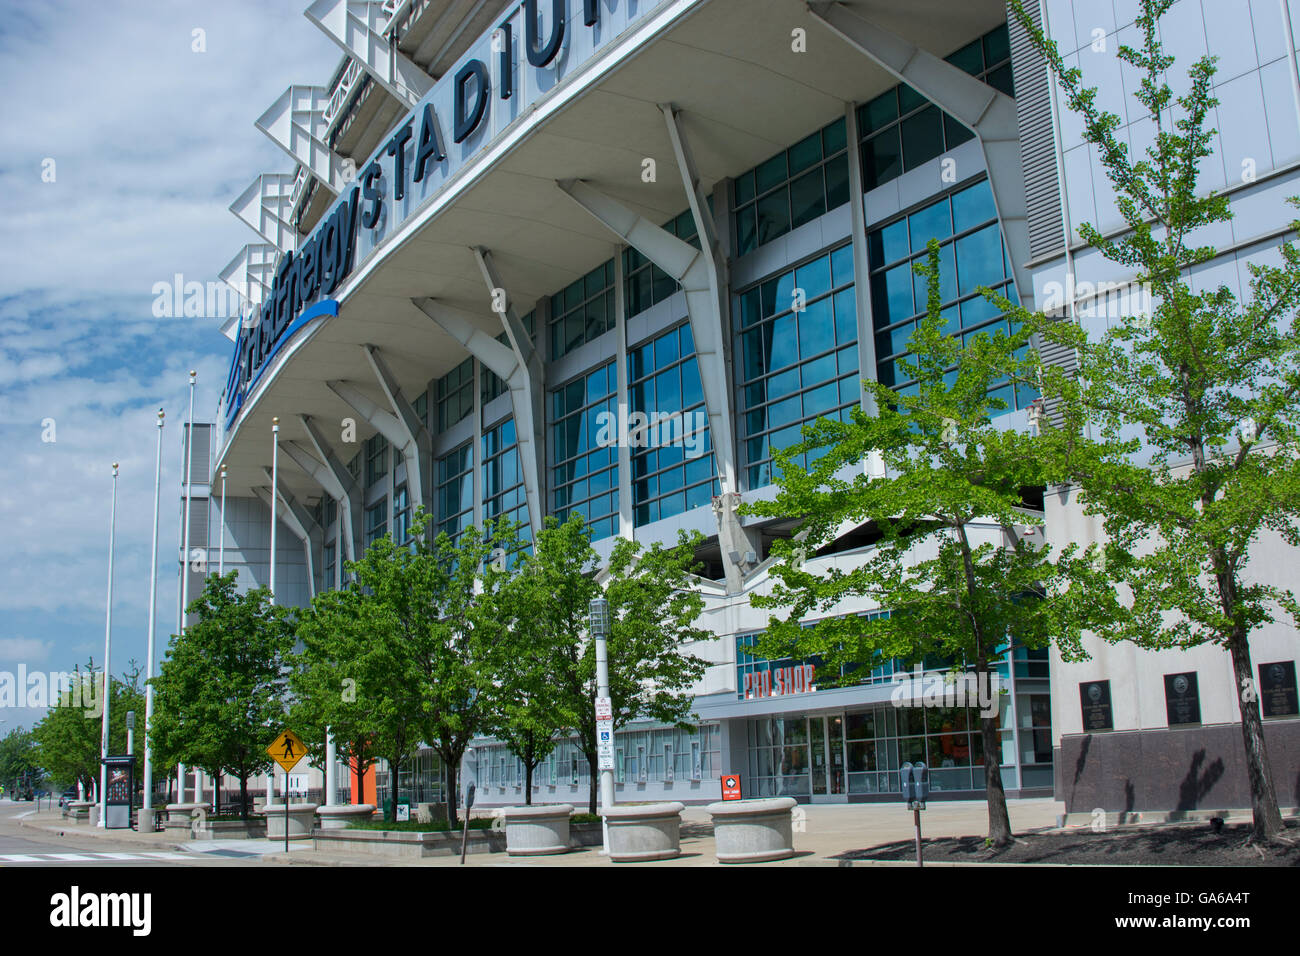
[311,822,604,859]
[192,818,267,840]
[264,803,319,841]
[600,802,684,862]
[501,804,573,856]
[138,807,166,832]
[706,797,797,863]
[65,800,93,822]
[316,804,376,830]
[165,802,204,824]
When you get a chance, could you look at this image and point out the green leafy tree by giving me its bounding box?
[294,520,435,823]
[31,660,142,798]
[150,572,294,818]
[744,245,1107,846]
[420,519,517,824]
[0,727,42,796]
[488,527,581,804]
[1009,0,1300,841]
[524,514,709,814]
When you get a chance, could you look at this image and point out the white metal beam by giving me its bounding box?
[409,296,544,542]
[253,478,322,599]
[555,178,739,496]
[305,0,432,106]
[807,1,1033,309]
[256,85,349,196]
[230,173,298,255]
[361,345,433,527]
[299,414,365,566]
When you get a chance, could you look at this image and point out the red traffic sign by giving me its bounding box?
[721,774,742,801]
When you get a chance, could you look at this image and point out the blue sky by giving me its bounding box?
[0,0,339,732]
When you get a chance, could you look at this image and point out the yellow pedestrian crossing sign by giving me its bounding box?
[267,730,306,772]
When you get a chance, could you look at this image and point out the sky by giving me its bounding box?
[0,0,339,733]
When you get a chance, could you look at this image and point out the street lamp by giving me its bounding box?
[143,408,164,823]
[98,462,119,827]
[589,596,614,854]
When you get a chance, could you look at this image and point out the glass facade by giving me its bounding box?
[629,322,718,526]
[436,357,474,432]
[392,484,410,544]
[624,210,698,316]
[436,442,473,544]
[733,117,850,256]
[549,259,615,360]
[550,362,619,541]
[482,417,530,548]
[365,499,387,547]
[748,703,1010,800]
[858,24,1013,191]
[736,244,860,487]
[868,178,1035,410]
[365,433,387,488]
[475,725,720,793]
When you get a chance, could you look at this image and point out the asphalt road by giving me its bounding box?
[0,801,277,867]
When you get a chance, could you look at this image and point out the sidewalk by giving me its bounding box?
[269,798,1065,867]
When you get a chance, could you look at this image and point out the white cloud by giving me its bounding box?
[0,1,338,671]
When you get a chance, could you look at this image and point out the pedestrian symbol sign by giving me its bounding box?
[267,730,306,772]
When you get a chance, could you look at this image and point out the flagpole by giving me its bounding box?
[267,416,279,808]
[97,463,119,827]
[180,370,196,634]
[218,463,227,576]
[143,410,164,823]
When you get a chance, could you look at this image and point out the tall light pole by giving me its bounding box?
[143,409,164,821]
[97,463,119,827]
[180,370,196,634]
[590,597,614,853]
[267,417,279,807]
[217,463,227,576]
[269,417,279,599]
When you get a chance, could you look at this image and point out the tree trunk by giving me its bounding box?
[955,518,1013,846]
[977,660,1013,847]
[586,752,598,815]
[446,758,459,827]
[214,772,221,816]
[388,757,400,824]
[524,762,534,805]
[1227,624,1284,841]
[238,775,248,821]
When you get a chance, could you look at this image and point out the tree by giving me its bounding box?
[150,572,294,818]
[294,521,435,824]
[743,245,1107,846]
[1010,0,1300,842]
[0,727,42,796]
[488,528,581,804]
[31,660,142,798]
[524,514,710,814]
[419,518,516,825]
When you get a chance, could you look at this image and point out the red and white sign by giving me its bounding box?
[721,774,742,800]
[744,664,816,699]
[595,696,613,720]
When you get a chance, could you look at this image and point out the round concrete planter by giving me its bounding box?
[501,804,573,856]
[706,797,797,863]
[164,802,204,824]
[316,804,376,830]
[600,802,684,862]
[264,803,319,841]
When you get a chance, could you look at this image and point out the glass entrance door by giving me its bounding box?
[810,714,848,803]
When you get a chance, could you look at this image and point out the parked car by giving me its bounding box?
[58,789,77,808]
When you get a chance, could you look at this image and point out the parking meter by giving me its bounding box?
[901,761,929,809]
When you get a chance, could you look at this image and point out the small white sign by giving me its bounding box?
[595,696,613,720]
[596,717,615,771]
[395,804,410,822]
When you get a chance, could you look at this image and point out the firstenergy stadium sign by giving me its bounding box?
[226,0,656,426]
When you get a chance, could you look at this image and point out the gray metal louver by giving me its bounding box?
[1008,2,1065,260]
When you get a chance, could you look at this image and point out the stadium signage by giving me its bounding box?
[226,0,652,426]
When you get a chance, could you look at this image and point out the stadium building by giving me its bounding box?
[179,0,1299,815]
